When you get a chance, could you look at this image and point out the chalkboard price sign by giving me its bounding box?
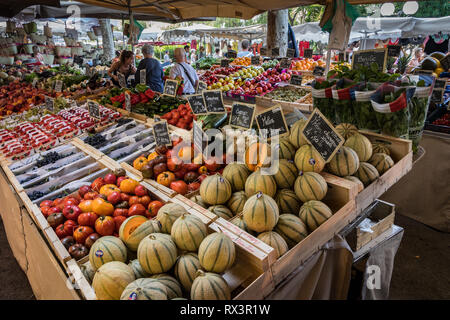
[260,47,267,56]
[301,109,344,163]
[118,72,126,88]
[227,50,237,59]
[221,59,230,67]
[45,96,54,112]
[187,94,208,115]
[434,78,447,89]
[352,48,387,72]
[286,48,295,58]
[163,79,178,97]
[431,89,444,104]
[251,56,261,65]
[153,120,172,147]
[280,58,291,69]
[140,69,146,85]
[271,47,280,57]
[230,103,255,130]
[87,99,101,119]
[313,66,325,76]
[440,54,450,72]
[196,81,207,94]
[387,45,401,57]
[290,74,303,86]
[54,80,63,93]
[255,105,289,139]
[125,92,131,112]
[203,90,225,114]
[304,49,313,59]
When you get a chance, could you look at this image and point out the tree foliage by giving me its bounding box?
[288,5,324,26]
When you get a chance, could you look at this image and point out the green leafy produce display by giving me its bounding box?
[327,63,400,83]
[333,79,357,125]
[262,59,279,70]
[195,57,219,70]
[354,84,379,132]
[408,80,430,153]
[132,95,186,118]
[312,79,337,123]
[265,86,308,102]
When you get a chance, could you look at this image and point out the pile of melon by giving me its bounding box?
[190,119,395,260]
[83,201,236,300]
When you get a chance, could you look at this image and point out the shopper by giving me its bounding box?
[108,50,136,87]
[164,50,171,63]
[213,48,221,59]
[198,46,205,59]
[190,49,197,64]
[32,45,45,65]
[237,39,253,58]
[184,45,191,63]
[170,47,199,95]
[135,44,164,93]
[407,48,424,73]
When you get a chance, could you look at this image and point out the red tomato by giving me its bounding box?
[94,216,115,236]
[73,226,94,244]
[113,208,128,217]
[55,224,72,239]
[113,216,127,232]
[77,212,98,227]
[148,200,164,218]
[170,180,188,195]
[128,204,146,217]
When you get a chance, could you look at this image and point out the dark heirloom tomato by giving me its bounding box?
[47,212,65,229]
[68,244,89,260]
[85,233,100,249]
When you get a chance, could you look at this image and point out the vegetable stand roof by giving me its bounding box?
[75,0,411,20]
[0,0,60,18]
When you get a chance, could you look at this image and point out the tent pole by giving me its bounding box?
[325,48,331,75]
[129,5,134,54]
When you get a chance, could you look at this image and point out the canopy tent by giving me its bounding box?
[197,24,267,41]
[160,24,215,41]
[293,16,450,44]
[75,0,411,21]
[0,0,59,18]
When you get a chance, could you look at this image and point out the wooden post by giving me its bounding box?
[267,9,288,57]
[99,19,114,60]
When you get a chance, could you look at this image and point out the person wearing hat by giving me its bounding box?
[135,44,164,93]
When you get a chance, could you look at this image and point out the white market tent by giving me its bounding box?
[293,16,450,44]
[197,24,266,41]
[160,24,216,41]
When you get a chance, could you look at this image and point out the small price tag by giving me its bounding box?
[229,103,255,130]
[45,96,54,112]
[271,47,280,57]
[304,49,313,59]
[140,69,146,85]
[313,66,325,76]
[221,59,230,67]
[87,99,101,119]
[227,50,237,59]
[280,58,291,69]
[286,48,295,58]
[290,74,303,86]
[187,94,208,115]
[203,90,225,114]
[196,81,207,94]
[152,120,171,147]
[260,47,267,56]
[54,80,63,93]
[125,92,131,112]
[118,72,126,88]
[163,79,178,97]
[255,104,289,139]
[251,56,261,65]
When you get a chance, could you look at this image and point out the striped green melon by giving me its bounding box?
[294,144,326,173]
[200,174,232,205]
[80,261,95,284]
[171,214,208,251]
[244,169,277,198]
[257,231,288,259]
[137,233,177,275]
[243,192,279,233]
[369,153,394,175]
[120,278,168,300]
[156,203,187,234]
[274,189,302,215]
[174,252,201,292]
[230,215,254,234]
[274,214,309,248]
[190,195,208,208]
[344,176,364,192]
[276,137,296,160]
[354,162,379,186]
[208,205,234,220]
[327,146,360,177]
[128,259,150,279]
[150,274,183,299]
[89,236,127,271]
[273,159,298,189]
[289,119,308,148]
[198,232,236,273]
[336,123,358,139]
[294,171,328,202]
[191,270,230,300]
[222,162,250,192]
[119,216,161,251]
[344,133,372,162]
[299,200,333,232]
[227,191,247,215]
[372,142,391,156]
[92,261,135,300]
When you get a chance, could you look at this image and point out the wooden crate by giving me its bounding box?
[345,200,395,251]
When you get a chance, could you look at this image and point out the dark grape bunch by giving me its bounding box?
[29,191,45,201]
[36,152,63,168]
[84,134,107,147]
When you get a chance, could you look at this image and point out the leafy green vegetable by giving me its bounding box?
[374,89,410,138]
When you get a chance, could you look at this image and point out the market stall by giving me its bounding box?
[0,0,448,302]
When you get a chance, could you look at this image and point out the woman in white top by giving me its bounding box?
[190,49,197,64]
[169,48,199,95]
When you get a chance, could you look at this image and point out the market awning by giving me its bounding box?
[160,24,216,41]
[75,0,412,20]
[197,24,267,40]
[0,0,60,18]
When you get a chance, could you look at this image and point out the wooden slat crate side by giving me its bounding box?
[321,172,359,211]
[66,259,97,300]
[271,199,356,285]
[129,112,148,122]
[120,162,144,181]
[70,138,103,160]
[233,271,275,300]
[360,130,412,162]
[44,226,72,265]
[18,191,39,226]
[1,163,23,193]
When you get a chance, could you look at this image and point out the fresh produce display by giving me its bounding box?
[291,58,325,71]
[431,112,450,126]
[264,86,308,102]
[160,103,195,130]
[261,59,279,70]
[312,79,337,123]
[194,57,220,70]
[230,56,251,66]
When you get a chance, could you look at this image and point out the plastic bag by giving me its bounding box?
[371,83,415,139]
[409,85,431,152]
[332,78,358,125]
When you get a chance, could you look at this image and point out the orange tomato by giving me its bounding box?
[119,178,140,194]
[133,156,148,171]
[156,171,176,187]
[99,184,121,197]
[91,198,114,216]
[79,200,94,213]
